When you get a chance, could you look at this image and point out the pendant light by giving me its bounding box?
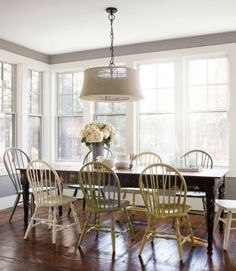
[80,7,143,102]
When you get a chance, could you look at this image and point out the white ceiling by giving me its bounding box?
[1,0,236,55]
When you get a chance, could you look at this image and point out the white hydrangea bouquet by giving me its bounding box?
[81,121,116,148]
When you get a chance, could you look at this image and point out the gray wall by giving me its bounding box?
[0,175,15,197]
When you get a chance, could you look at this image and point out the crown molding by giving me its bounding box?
[1,31,236,65]
[0,39,50,64]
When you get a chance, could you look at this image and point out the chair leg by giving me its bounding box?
[223,211,232,251]
[24,207,38,239]
[48,207,53,229]
[30,194,35,216]
[70,202,81,233]
[124,207,134,240]
[214,207,223,234]
[202,197,207,225]
[185,214,195,246]
[132,192,136,214]
[139,216,152,256]
[175,218,183,262]
[78,211,92,248]
[111,212,116,253]
[68,188,78,216]
[9,194,20,222]
[82,197,86,211]
[52,207,57,244]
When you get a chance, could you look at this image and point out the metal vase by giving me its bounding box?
[92,142,104,161]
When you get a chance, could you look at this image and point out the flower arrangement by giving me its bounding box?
[81,121,116,148]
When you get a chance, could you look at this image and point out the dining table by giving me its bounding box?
[20,163,228,255]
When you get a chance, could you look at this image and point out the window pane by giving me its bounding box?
[157,88,174,112]
[32,71,40,93]
[189,86,207,111]
[28,116,41,159]
[3,63,13,89]
[189,59,207,85]
[58,73,84,115]
[188,112,228,166]
[96,103,112,114]
[58,73,73,95]
[0,114,13,163]
[3,88,13,112]
[96,115,126,153]
[73,72,84,93]
[157,63,174,88]
[139,89,157,113]
[58,116,84,160]
[139,64,157,89]
[139,114,175,161]
[208,58,228,84]
[208,85,228,110]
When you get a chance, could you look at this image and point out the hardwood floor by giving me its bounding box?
[0,201,236,271]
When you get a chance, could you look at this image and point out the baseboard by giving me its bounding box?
[0,195,16,210]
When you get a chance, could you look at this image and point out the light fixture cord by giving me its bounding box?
[108,12,115,68]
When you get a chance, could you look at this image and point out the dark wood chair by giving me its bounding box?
[3,147,31,222]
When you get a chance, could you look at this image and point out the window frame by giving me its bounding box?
[56,71,84,162]
[0,62,16,163]
[28,69,43,159]
[137,60,176,160]
[184,54,229,166]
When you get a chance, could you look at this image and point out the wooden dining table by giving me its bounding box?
[20,164,228,255]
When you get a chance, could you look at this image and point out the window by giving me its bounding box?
[95,102,127,153]
[138,62,175,161]
[57,72,84,161]
[0,62,15,163]
[28,70,43,159]
[186,56,229,166]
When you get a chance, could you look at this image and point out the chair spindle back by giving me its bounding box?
[139,163,187,218]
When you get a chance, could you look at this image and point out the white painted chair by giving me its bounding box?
[24,160,81,244]
[214,199,236,250]
[121,152,162,213]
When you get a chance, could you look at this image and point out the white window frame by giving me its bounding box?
[184,53,229,166]
[56,71,84,162]
[0,62,16,162]
[136,59,176,160]
[28,69,43,159]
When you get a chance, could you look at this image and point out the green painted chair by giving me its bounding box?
[121,152,162,213]
[138,163,195,262]
[77,161,134,253]
[68,147,113,213]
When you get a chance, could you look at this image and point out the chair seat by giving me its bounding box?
[215,199,236,212]
[69,184,103,190]
[93,199,130,212]
[150,204,192,218]
[36,195,76,208]
[176,191,206,198]
[121,187,141,194]
[18,187,54,194]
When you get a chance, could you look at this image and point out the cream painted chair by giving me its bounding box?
[214,199,236,250]
[138,163,195,262]
[77,161,134,253]
[24,160,81,244]
[121,152,162,213]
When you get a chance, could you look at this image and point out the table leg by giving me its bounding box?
[206,180,215,254]
[218,177,225,232]
[21,172,29,226]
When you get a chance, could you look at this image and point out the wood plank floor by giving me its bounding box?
[0,201,236,271]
